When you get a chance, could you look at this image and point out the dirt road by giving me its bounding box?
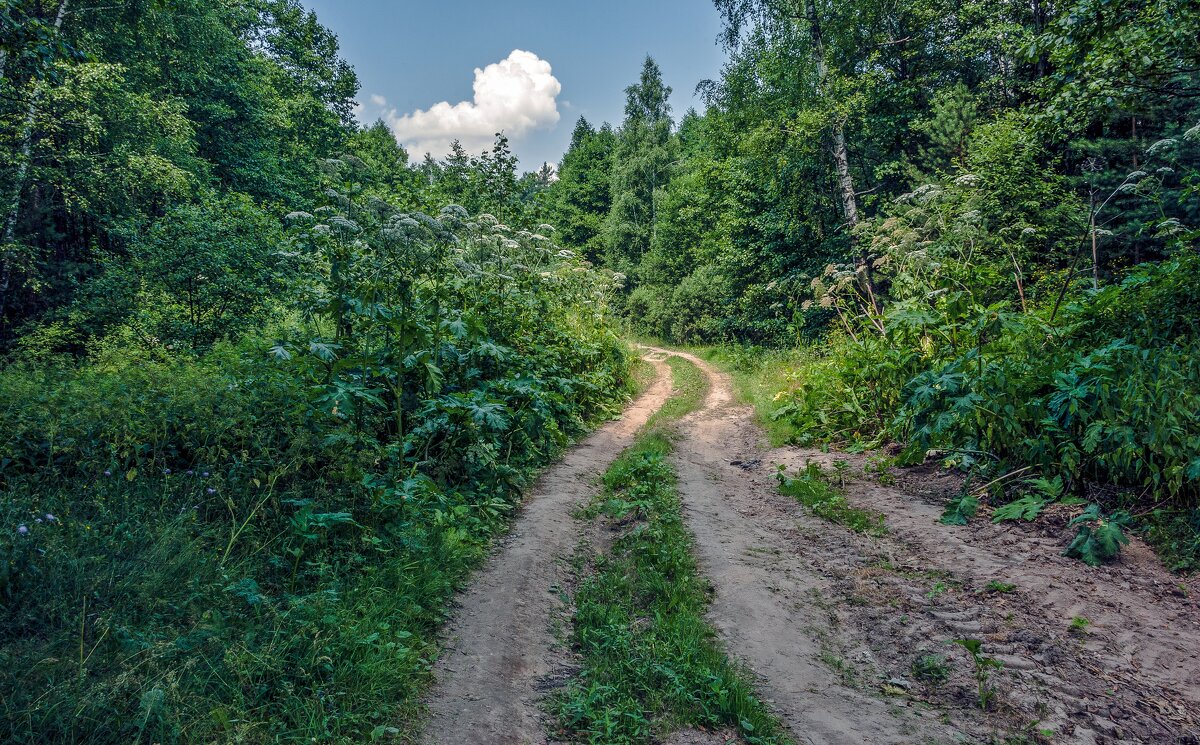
[420,356,674,745]
[659,347,1200,745]
[421,347,1200,744]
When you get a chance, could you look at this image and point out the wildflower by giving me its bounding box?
[35,518,43,524]
[103,470,112,477]
[44,514,55,522]
[186,470,194,476]
[17,525,28,535]
[202,471,210,478]
[164,468,172,475]
[207,487,217,495]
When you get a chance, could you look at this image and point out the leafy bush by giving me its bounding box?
[1063,505,1132,566]
[0,194,631,743]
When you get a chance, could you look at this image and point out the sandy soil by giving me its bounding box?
[658,347,960,744]
[655,346,1200,745]
[419,357,675,745]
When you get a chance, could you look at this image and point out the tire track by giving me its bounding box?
[420,357,674,745]
[648,347,958,744]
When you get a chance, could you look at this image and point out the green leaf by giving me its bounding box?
[940,494,978,525]
[1187,458,1200,481]
[992,495,1047,523]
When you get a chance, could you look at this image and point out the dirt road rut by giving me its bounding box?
[659,347,1200,745]
[420,357,674,745]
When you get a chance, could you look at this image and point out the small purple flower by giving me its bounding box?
[103,470,112,477]
[206,487,217,495]
[202,471,210,478]
[17,525,28,535]
[35,518,43,524]
[164,468,172,475]
[186,470,194,476]
[45,514,56,522]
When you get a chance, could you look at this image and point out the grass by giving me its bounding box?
[553,355,789,745]
[691,345,805,446]
[645,356,708,430]
[0,338,635,744]
[775,461,888,537]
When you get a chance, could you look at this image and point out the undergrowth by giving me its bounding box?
[554,357,788,745]
[0,204,632,743]
[696,254,1200,572]
[775,461,888,537]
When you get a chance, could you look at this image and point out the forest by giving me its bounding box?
[0,0,1197,743]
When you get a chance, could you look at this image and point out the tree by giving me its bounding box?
[605,56,675,278]
[0,0,361,346]
[551,117,616,260]
[476,133,519,222]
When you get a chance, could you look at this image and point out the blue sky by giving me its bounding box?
[301,1,729,170]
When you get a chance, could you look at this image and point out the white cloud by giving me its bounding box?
[369,94,388,107]
[384,50,561,158]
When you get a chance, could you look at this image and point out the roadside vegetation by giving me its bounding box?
[0,4,628,741]
[552,1,1199,573]
[3,0,1198,741]
[554,357,787,745]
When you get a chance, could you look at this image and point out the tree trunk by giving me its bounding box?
[804,1,858,232]
[1,0,69,319]
[830,123,859,229]
[803,1,878,318]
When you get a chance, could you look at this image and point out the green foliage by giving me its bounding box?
[0,193,630,742]
[776,461,887,536]
[1063,505,1132,566]
[0,0,359,344]
[604,57,675,280]
[552,118,617,262]
[81,193,289,348]
[1140,506,1200,573]
[940,494,979,526]
[985,581,1017,594]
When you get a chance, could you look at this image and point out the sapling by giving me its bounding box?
[954,638,1003,710]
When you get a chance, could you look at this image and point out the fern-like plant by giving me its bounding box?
[1063,505,1131,566]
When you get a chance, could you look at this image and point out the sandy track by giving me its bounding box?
[420,357,674,745]
[422,345,1199,744]
[764,448,1200,743]
[654,346,1199,744]
[652,347,958,744]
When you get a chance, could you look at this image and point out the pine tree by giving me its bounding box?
[604,57,675,278]
[552,117,617,261]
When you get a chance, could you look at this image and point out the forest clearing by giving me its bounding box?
[1,0,1198,743]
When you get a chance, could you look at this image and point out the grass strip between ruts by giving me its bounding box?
[551,354,790,745]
